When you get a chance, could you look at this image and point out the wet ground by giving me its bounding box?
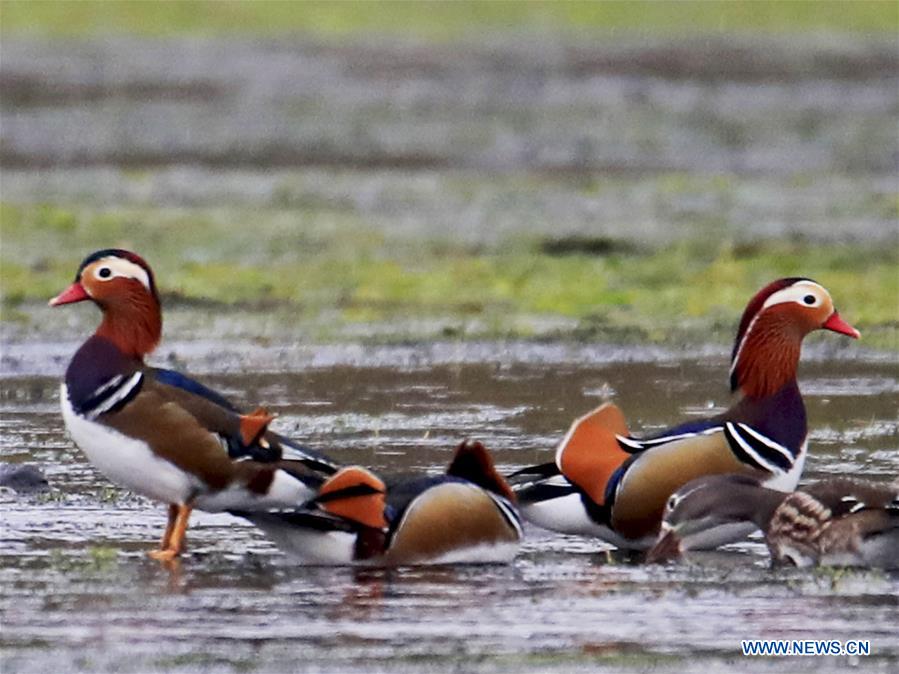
[2,342,897,673]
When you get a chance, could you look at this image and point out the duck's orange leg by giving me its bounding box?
[149,504,193,562]
[156,503,179,551]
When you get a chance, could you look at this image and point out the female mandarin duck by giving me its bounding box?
[235,441,523,565]
[50,249,338,560]
[511,278,860,550]
[647,474,899,568]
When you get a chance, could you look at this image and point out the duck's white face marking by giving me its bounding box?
[89,256,152,292]
[761,280,830,311]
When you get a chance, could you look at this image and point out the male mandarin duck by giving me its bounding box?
[51,249,339,560]
[510,278,860,550]
[235,441,523,565]
[647,474,899,569]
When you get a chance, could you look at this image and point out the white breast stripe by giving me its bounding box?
[735,423,795,463]
[725,422,784,474]
[86,372,143,420]
[90,374,124,399]
[487,493,524,538]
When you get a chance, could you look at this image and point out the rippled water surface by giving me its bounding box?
[1,343,897,673]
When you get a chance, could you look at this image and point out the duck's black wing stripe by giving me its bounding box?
[724,422,794,474]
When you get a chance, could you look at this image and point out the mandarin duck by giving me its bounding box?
[235,440,522,565]
[51,249,339,560]
[647,473,899,568]
[510,278,860,550]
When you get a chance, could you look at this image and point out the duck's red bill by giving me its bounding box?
[49,281,89,307]
[823,311,860,339]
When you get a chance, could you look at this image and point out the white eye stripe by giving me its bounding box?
[93,257,151,291]
[761,281,829,310]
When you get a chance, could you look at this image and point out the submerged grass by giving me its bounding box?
[2,201,896,348]
[2,0,895,38]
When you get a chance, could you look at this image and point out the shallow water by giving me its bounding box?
[1,343,897,673]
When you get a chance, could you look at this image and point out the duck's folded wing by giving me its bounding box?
[149,367,338,473]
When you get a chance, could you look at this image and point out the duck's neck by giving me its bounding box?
[731,312,803,400]
[95,295,161,361]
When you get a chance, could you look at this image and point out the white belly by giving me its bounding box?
[195,470,315,512]
[61,384,196,505]
[520,494,653,550]
[243,514,358,564]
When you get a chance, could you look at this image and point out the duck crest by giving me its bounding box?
[446,440,516,502]
[729,277,809,399]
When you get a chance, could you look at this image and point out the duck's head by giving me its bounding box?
[729,278,859,398]
[50,249,161,360]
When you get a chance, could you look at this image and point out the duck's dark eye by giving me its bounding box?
[98,267,112,279]
[803,294,816,305]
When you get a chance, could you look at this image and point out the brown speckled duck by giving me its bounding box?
[647,473,899,569]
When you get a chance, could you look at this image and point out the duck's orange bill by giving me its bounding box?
[557,402,630,507]
[823,311,860,339]
[49,281,89,307]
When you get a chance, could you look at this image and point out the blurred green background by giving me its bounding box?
[2,0,896,37]
[2,1,897,348]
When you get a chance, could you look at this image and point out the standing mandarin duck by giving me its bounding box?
[510,278,860,550]
[235,441,523,565]
[647,474,899,568]
[51,249,339,560]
